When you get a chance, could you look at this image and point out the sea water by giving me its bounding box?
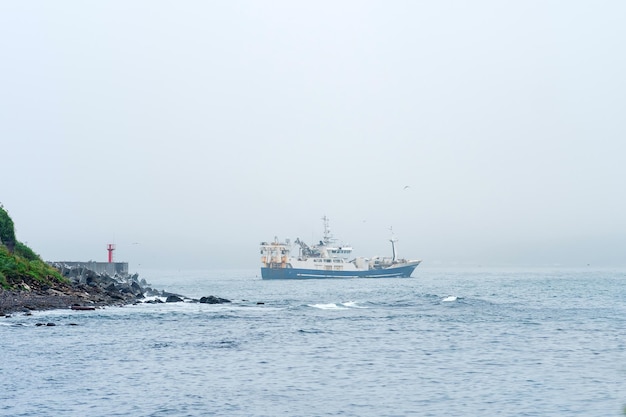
[1,267,625,417]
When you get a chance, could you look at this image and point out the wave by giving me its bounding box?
[308,303,349,310]
[308,301,370,310]
[341,301,368,309]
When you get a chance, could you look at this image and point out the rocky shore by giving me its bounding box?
[0,262,230,316]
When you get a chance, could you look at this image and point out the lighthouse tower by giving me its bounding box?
[107,244,115,263]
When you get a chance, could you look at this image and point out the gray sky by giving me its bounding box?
[2,1,625,269]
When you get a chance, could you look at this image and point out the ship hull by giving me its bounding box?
[261,262,420,280]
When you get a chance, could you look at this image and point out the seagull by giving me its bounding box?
[403,185,410,190]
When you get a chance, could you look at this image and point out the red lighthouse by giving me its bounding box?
[107,244,115,263]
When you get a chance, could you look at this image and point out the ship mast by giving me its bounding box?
[322,215,333,245]
[389,227,398,262]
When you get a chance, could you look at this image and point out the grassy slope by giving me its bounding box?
[0,245,68,290]
[0,207,67,290]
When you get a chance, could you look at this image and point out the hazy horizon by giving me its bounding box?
[2,2,625,270]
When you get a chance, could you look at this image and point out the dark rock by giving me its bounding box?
[117,283,133,294]
[46,322,56,326]
[71,305,96,311]
[161,291,180,298]
[97,275,116,287]
[130,281,143,295]
[165,295,184,303]
[108,293,125,301]
[143,287,158,296]
[199,295,231,304]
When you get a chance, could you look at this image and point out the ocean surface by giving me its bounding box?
[1,267,625,417]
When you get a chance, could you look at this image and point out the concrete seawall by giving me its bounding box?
[53,261,129,276]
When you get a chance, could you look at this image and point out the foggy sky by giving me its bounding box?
[2,1,625,270]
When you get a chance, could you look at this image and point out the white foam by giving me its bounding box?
[442,296,458,302]
[309,303,348,310]
[342,301,367,308]
[140,295,167,303]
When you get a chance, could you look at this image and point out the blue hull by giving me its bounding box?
[261,263,419,280]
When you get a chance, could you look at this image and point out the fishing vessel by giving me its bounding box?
[260,217,421,279]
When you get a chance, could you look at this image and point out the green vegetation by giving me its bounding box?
[0,206,67,290]
[15,241,40,261]
[0,205,16,253]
